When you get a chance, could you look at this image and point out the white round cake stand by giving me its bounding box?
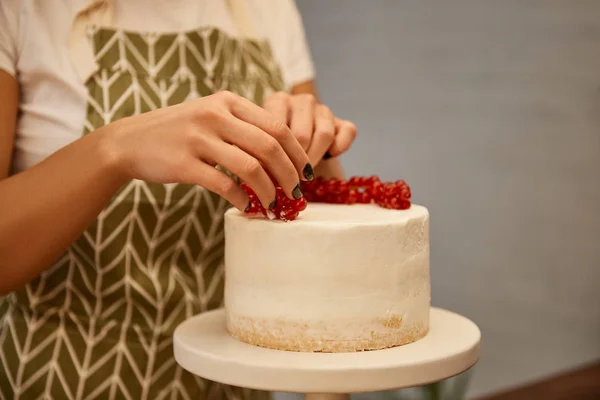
[173,307,480,400]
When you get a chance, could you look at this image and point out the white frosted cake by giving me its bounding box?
[224,203,430,352]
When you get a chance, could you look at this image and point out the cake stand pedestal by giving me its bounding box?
[173,308,480,400]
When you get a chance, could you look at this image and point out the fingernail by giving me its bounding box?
[303,163,314,181]
[323,152,332,160]
[244,202,251,213]
[269,198,277,210]
[292,184,303,200]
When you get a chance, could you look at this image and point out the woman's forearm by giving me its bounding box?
[0,129,344,295]
[0,127,127,295]
[0,74,351,295]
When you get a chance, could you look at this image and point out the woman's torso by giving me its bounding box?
[0,1,314,399]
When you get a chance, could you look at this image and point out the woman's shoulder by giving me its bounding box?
[244,0,307,46]
[0,0,84,65]
[0,0,85,43]
[4,0,84,17]
[244,0,315,89]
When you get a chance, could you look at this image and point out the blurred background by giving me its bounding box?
[280,0,600,399]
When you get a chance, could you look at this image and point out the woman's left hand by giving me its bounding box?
[263,92,357,166]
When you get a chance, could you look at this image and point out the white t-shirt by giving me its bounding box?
[0,0,315,173]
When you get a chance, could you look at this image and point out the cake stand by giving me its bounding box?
[173,307,480,400]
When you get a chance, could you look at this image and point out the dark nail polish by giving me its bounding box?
[303,163,315,181]
[244,202,251,213]
[269,198,277,210]
[292,184,303,200]
[323,152,332,160]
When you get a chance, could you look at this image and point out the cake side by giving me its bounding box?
[226,315,429,352]
[224,203,430,352]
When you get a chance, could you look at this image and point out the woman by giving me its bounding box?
[0,0,356,398]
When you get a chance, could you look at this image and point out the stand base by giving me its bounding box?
[174,307,480,395]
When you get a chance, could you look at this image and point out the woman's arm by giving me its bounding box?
[0,74,311,295]
[291,80,349,179]
[0,70,17,177]
[0,71,131,295]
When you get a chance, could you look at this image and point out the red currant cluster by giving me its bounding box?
[241,175,411,222]
[302,176,411,210]
[242,184,307,222]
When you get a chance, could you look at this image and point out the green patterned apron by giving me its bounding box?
[0,2,283,399]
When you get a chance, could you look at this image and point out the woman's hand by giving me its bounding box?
[104,91,313,211]
[263,92,357,166]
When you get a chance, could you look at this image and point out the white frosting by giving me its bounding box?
[224,203,431,352]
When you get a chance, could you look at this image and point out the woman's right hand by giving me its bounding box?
[102,91,314,211]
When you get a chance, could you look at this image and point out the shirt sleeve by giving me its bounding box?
[276,0,316,89]
[0,0,21,77]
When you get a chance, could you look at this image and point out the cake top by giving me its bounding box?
[226,203,428,227]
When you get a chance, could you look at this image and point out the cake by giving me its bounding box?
[224,202,430,352]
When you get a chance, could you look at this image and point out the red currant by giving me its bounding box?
[338,180,349,194]
[348,176,361,188]
[358,191,371,204]
[325,179,341,193]
[280,207,298,222]
[347,189,358,204]
[367,175,380,186]
[297,197,308,211]
[315,185,326,199]
[368,181,384,198]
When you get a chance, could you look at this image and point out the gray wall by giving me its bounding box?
[296,0,600,398]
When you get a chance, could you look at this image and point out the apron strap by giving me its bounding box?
[69,0,114,83]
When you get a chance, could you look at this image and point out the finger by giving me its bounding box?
[200,139,277,210]
[227,94,314,181]
[328,118,357,157]
[216,114,301,199]
[262,92,291,124]
[306,104,336,165]
[289,94,315,151]
[180,159,249,211]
